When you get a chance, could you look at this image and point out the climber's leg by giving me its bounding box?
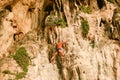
[50,52,58,63]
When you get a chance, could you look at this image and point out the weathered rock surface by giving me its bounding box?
[0,0,120,80]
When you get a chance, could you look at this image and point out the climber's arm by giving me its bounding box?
[62,40,69,44]
[62,41,66,44]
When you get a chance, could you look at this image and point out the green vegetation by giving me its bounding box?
[47,15,67,28]
[69,0,74,2]
[2,70,27,79]
[13,47,30,72]
[54,17,67,28]
[8,79,14,80]
[90,40,95,48]
[2,70,15,75]
[81,19,89,38]
[80,5,91,14]
[2,70,11,74]
[107,0,115,3]
[2,47,30,79]
[13,47,30,79]
[15,72,26,79]
[47,16,54,26]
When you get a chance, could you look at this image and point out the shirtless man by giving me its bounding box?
[50,41,67,63]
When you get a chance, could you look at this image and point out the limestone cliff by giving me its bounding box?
[0,0,120,80]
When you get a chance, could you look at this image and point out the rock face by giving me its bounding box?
[0,0,120,80]
[112,8,120,40]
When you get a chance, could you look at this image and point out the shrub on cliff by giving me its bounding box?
[13,47,30,79]
[81,19,89,38]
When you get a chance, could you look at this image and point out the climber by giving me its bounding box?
[50,41,67,63]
